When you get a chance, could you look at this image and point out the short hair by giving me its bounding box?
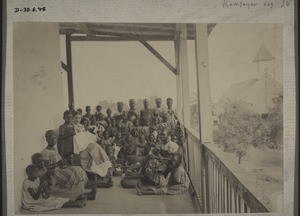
[143,99,149,103]
[45,130,56,139]
[155,98,162,102]
[96,105,102,109]
[32,153,43,165]
[81,117,90,124]
[25,165,37,176]
[129,99,135,103]
[74,111,82,117]
[63,110,72,119]
[117,102,123,106]
[167,98,173,102]
[106,108,112,113]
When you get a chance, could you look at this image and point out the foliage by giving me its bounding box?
[210,92,283,163]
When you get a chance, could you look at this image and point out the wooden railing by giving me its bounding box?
[183,127,269,213]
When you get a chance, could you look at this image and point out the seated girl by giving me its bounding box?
[41,130,64,170]
[22,165,85,212]
[100,130,114,149]
[142,118,151,140]
[43,166,96,201]
[112,132,123,159]
[31,153,48,180]
[107,118,119,137]
[136,134,148,156]
[119,112,133,135]
[136,154,189,195]
[58,110,76,157]
[132,118,143,137]
[80,117,91,132]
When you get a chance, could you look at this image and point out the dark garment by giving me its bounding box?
[127,108,139,122]
[108,126,119,137]
[94,112,106,121]
[140,109,153,126]
[58,123,75,157]
[83,113,95,122]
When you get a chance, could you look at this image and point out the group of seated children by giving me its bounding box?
[22,97,190,212]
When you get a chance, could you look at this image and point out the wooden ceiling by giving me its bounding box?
[59,23,216,41]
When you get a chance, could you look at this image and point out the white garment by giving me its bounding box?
[161,140,179,153]
[22,178,69,212]
[73,131,98,154]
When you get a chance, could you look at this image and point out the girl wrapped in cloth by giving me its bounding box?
[136,154,190,195]
[43,166,95,201]
[72,116,112,179]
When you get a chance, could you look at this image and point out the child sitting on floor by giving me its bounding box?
[142,118,151,140]
[22,165,85,212]
[31,153,48,180]
[136,134,148,156]
[100,130,114,149]
[107,118,119,138]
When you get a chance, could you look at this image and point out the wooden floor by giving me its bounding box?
[20,176,197,214]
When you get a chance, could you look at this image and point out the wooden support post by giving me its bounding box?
[194,23,213,213]
[194,24,213,144]
[174,24,183,121]
[66,34,74,107]
[178,23,190,127]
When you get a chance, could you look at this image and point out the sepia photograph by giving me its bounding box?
[11,22,285,214]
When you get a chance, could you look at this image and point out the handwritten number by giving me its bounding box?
[14,8,19,13]
[281,0,290,7]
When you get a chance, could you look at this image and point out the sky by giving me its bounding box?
[60,23,282,110]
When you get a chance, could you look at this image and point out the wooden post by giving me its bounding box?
[178,23,190,127]
[194,23,213,213]
[194,24,213,144]
[66,34,74,107]
[174,24,183,121]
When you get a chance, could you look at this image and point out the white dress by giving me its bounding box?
[22,178,69,212]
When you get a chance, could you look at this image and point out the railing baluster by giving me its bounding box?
[213,161,216,213]
[234,188,238,212]
[220,173,223,213]
[223,175,225,213]
[226,178,229,213]
[238,195,242,213]
[217,169,219,213]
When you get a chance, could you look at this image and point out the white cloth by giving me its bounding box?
[161,140,179,153]
[73,131,98,154]
[22,178,69,212]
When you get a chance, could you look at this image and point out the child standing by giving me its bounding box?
[42,130,64,170]
[58,111,76,157]
[22,165,85,212]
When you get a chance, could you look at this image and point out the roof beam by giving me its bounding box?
[75,23,93,36]
[139,40,177,75]
[71,35,177,41]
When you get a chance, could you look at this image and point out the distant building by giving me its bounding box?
[216,45,282,115]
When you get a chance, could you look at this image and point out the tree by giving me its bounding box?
[213,99,261,163]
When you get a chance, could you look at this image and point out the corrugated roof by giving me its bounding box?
[253,45,275,62]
